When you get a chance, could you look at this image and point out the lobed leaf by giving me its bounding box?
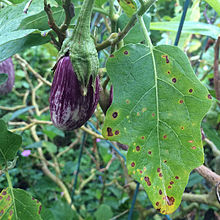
[102,44,212,214]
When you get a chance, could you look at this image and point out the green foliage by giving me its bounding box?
[0,188,42,220]
[94,204,113,219]
[102,44,212,214]
[0,120,22,168]
[118,0,137,17]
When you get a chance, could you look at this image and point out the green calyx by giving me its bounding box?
[59,0,99,94]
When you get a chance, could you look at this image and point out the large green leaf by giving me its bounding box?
[150,21,220,40]
[0,120,22,168]
[0,188,42,219]
[102,44,212,214]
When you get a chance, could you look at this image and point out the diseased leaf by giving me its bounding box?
[0,188,42,220]
[118,0,137,17]
[0,120,22,168]
[102,44,212,214]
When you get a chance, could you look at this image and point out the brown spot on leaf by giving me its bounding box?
[141,136,145,140]
[208,94,212,99]
[181,126,184,130]
[159,173,163,177]
[110,54,114,58]
[157,168,161,172]
[166,196,175,206]
[131,162,135,167]
[107,127,113,136]
[189,89,193,93]
[140,170,143,174]
[156,202,159,206]
[6,196,10,201]
[175,176,179,179]
[0,196,2,200]
[162,55,170,63]
[136,146,140,151]
[168,185,172,189]
[163,135,167,139]
[167,71,170,74]
[115,130,120,135]
[172,78,176,83]
[170,181,174,185]
[152,113,155,117]
[112,112,118,118]
[159,189,162,195]
[9,210,13,216]
[2,191,6,195]
[124,51,128,55]
[179,100,184,104]
[164,160,167,163]
[148,151,152,155]
[144,176,151,186]
[192,146,196,150]
[39,205,42,214]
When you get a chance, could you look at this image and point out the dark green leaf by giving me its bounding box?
[0,120,22,167]
[102,44,212,214]
[10,106,35,121]
[94,204,113,220]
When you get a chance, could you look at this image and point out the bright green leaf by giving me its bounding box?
[102,44,212,214]
[0,120,22,168]
[118,0,137,17]
[0,188,42,220]
[95,0,107,8]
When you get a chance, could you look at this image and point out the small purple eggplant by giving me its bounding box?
[0,58,15,95]
[49,56,100,131]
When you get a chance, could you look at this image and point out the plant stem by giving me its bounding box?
[138,16,153,49]
[96,0,156,51]
[5,171,18,218]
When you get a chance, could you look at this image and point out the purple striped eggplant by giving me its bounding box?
[49,56,100,131]
[0,58,15,95]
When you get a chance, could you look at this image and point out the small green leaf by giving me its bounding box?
[0,188,42,220]
[102,44,212,214]
[118,0,137,17]
[94,204,113,220]
[95,0,107,7]
[0,74,8,85]
[42,141,57,153]
[0,120,22,167]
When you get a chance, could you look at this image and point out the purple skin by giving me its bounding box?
[49,56,100,131]
[0,58,15,95]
